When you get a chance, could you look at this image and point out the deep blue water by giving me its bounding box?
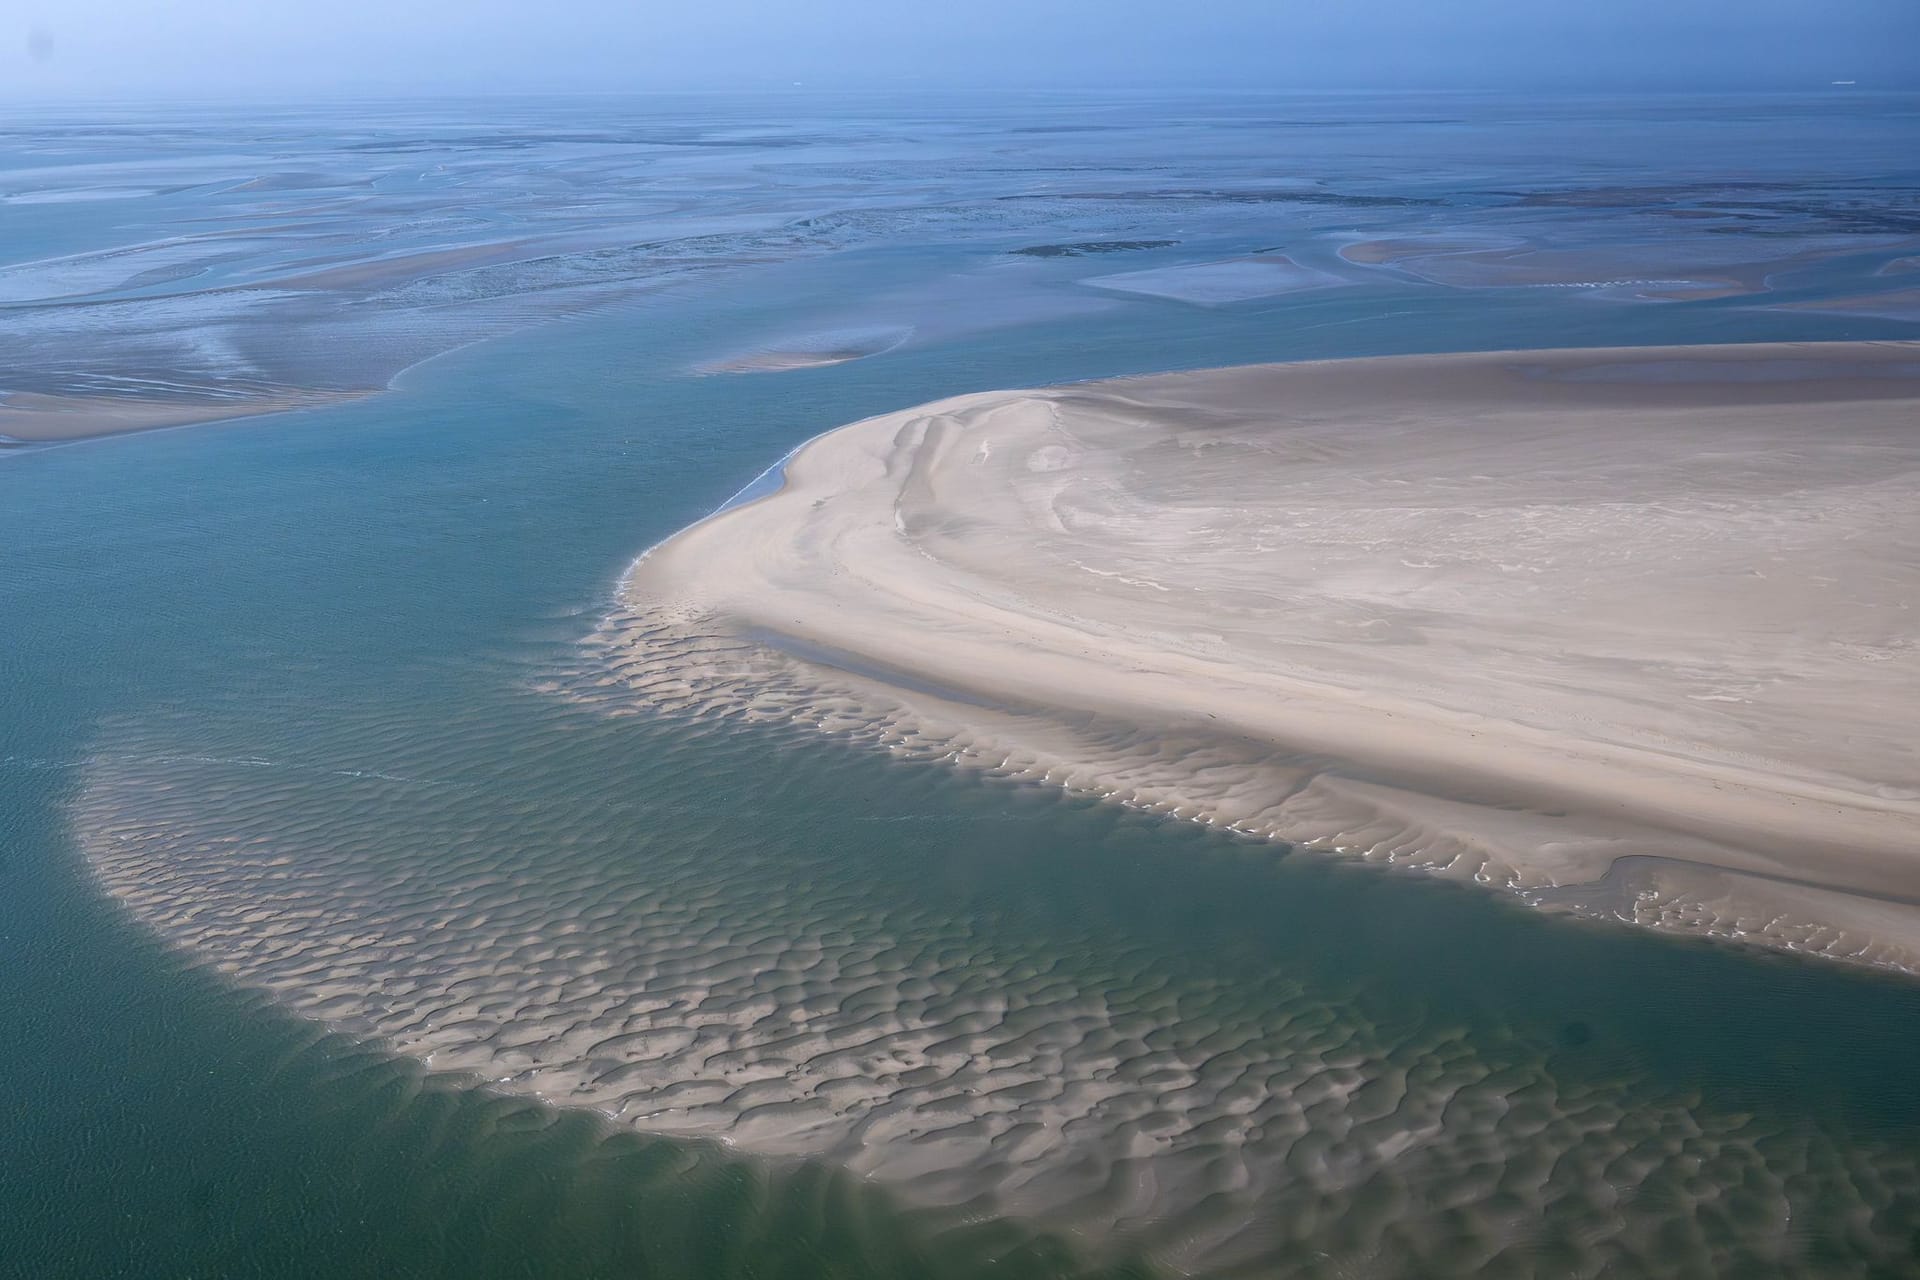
[4,93,1920,1278]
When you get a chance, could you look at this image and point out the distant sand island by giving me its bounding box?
[613,343,1920,972]
[0,388,369,445]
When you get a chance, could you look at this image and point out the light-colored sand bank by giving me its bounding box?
[702,350,870,374]
[0,389,370,443]
[699,327,912,375]
[613,342,1920,971]
[1083,254,1349,304]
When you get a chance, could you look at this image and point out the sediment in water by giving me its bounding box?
[72,701,1920,1278]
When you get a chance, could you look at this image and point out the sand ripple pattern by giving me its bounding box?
[75,680,1920,1277]
[579,605,1920,981]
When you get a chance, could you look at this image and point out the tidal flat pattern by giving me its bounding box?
[15,91,1920,1279]
[6,93,1919,442]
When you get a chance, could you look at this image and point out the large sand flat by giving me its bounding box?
[615,342,1920,970]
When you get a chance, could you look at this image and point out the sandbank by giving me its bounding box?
[1083,254,1348,304]
[0,389,371,443]
[614,342,1920,971]
[698,327,911,375]
[263,239,539,291]
[1341,238,1899,302]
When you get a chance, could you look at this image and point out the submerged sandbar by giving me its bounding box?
[616,342,1920,970]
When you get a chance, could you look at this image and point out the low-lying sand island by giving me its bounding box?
[611,342,1920,970]
[0,388,371,444]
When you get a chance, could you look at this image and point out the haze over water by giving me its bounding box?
[5,92,1920,1276]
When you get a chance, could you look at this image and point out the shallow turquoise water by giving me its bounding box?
[4,95,1920,1277]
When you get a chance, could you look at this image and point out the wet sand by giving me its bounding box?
[614,342,1920,971]
[0,389,371,443]
[79,710,1920,1276]
[1338,236,1916,302]
[1779,288,1920,324]
[699,327,912,375]
[1083,254,1349,304]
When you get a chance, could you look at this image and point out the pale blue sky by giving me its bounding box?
[6,0,1918,100]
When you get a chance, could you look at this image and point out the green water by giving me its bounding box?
[6,97,1920,1277]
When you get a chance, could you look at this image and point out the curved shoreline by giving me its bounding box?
[615,342,1920,972]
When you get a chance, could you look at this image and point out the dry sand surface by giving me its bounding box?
[613,342,1920,971]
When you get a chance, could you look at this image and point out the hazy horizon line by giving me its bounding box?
[2,81,1913,110]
